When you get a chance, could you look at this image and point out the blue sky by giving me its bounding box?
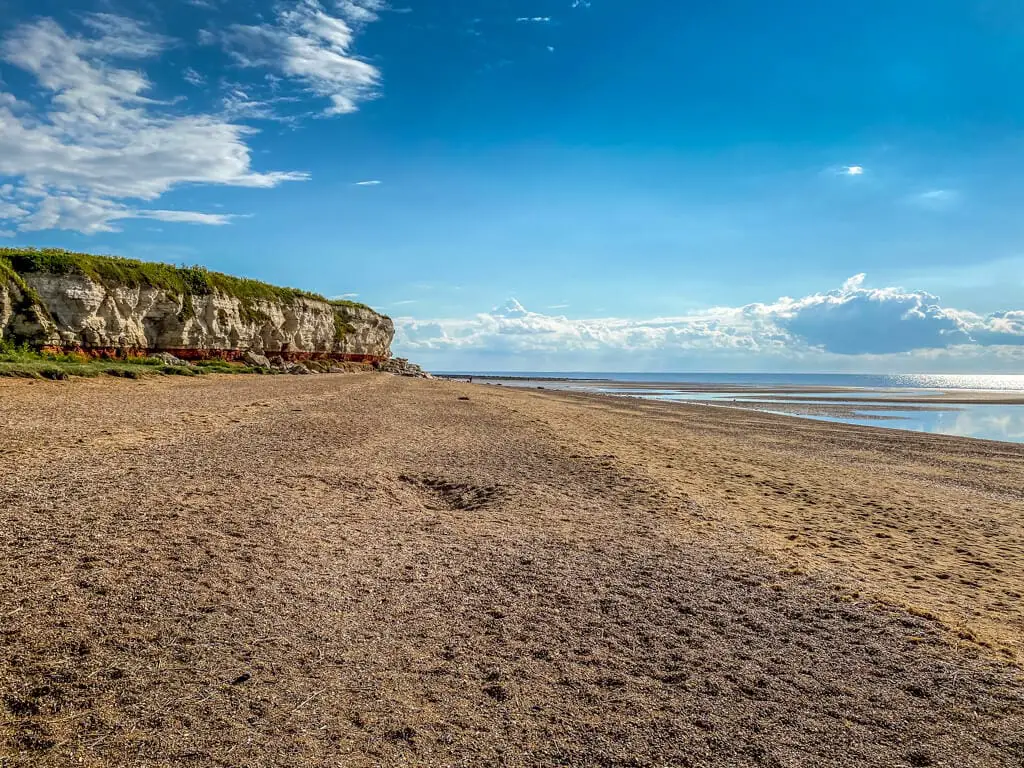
[1,0,1023,371]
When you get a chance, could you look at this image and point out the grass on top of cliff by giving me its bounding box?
[0,248,377,314]
[0,343,258,381]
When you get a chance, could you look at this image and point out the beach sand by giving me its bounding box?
[0,374,1021,767]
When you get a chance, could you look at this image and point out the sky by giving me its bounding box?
[1,0,1023,372]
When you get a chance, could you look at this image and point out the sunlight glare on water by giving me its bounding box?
[887,374,1024,392]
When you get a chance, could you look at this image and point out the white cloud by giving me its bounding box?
[331,292,360,299]
[217,86,298,121]
[354,179,382,185]
[776,273,975,353]
[78,13,173,58]
[218,0,380,116]
[132,209,237,225]
[908,189,960,209]
[334,0,387,23]
[393,275,1024,367]
[183,67,206,86]
[493,298,529,317]
[842,165,864,176]
[0,16,308,234]
[0,201,29,219]
[516,17,552,23]
[12,196,237,233]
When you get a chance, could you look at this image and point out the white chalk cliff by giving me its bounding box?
[1,255,393,360]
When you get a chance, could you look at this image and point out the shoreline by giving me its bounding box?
[441,374,1024,403]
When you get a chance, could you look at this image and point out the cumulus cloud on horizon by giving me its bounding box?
[393,275,1024,366]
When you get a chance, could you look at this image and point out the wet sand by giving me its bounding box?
[456,376,1024,404]
[465,376,1024,421]
[698,401,949,420]
[0,375,1021,767]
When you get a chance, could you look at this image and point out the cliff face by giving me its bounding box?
[0,250,394,361]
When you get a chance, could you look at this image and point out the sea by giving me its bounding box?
[436,372,1024,445]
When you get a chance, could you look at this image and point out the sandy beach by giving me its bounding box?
[1,374,1021,767]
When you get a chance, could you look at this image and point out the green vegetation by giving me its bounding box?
[0,254,53,336]
[332,306,359,342]
[0,341,259,381]
[0,248,382,315]
[329,298,372,312]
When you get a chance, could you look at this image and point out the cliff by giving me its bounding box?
[0,249,394,362]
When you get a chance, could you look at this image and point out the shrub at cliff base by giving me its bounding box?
[0,340,263,380]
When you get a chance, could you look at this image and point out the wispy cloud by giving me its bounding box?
[335,0,388,24]
[183,66,206,86]
[0,15,307,234]
[217,0,380,116]
[908,189,960,209]
[354,179,382,186]
[79,13,173,57]
[131,209,238,225]
[216,84,302,122]
[841,165,864,176]
[516,17,551,23]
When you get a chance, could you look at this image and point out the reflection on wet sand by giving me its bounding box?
[465,378,1024,444]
